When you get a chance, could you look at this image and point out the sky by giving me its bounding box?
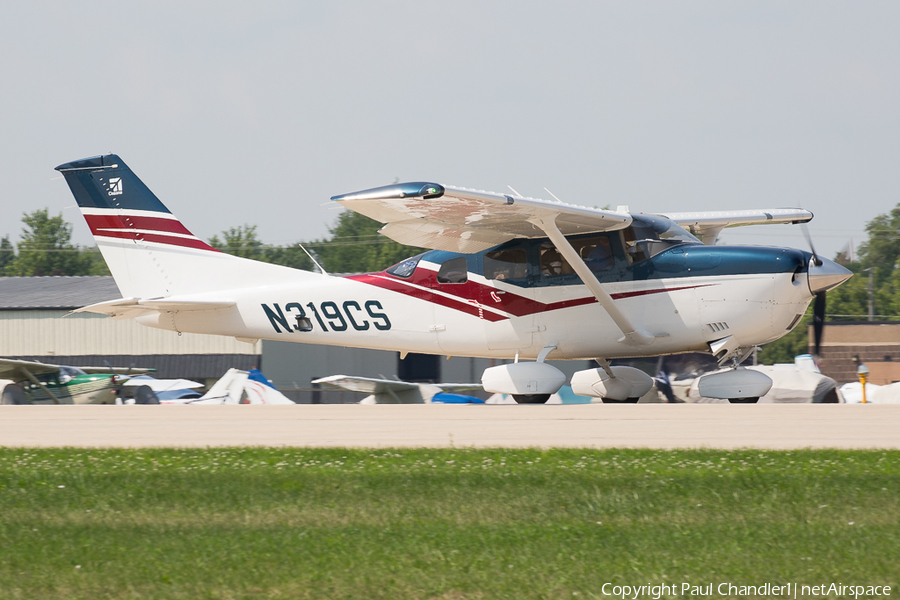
[2,2,898,260]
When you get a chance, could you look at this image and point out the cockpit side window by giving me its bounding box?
[385,253,425,278]
[484,245,528,281]
[539,235,618,279]
[437,257,468,283]
[539,242,568,277]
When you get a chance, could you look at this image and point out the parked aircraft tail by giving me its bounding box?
[188,368,295,405]
[55,155,322,299]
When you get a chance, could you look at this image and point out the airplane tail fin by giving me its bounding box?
[191,368,295,404]
[55,155,320,299]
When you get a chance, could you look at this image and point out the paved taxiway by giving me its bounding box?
[1,404,898,449]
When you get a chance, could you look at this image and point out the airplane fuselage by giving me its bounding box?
[133,240,814,361]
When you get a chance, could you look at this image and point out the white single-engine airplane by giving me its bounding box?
[55,155,852,403]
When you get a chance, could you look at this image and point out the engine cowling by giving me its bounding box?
[481,362,566,396]
[570,366,654,401]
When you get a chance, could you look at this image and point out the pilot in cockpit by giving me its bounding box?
[540,246,565,276]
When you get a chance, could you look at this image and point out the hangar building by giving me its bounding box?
[811,322,900,385]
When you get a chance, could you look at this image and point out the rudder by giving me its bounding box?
[55,154,318,299]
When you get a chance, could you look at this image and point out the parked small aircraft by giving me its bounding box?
[55,155,853,403]
[0,357,152,405]
[313,374,485,404]
[159,368,295,405]
[313,374,596,404]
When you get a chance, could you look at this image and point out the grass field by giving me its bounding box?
[1,447,898,599]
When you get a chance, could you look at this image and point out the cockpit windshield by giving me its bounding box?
[385,253,425,278]
[58,366,86,384]
[624,215,701,262]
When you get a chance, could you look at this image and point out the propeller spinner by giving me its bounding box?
[802,224,853,355]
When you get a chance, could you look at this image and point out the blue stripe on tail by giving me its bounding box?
[55,154,171,214]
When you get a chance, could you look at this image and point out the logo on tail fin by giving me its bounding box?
[108,177,123,196]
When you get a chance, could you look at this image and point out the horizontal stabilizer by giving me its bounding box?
[75,297,236,319]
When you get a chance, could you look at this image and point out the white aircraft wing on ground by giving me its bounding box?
[312,374,483,404]
[121,375,204,392]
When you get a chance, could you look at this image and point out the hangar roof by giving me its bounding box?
[0,276,121,310]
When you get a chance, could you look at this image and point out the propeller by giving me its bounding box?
[812,291,826,356]
[801,222,823,267]
[801,223,844,357]
[103,359,118,382]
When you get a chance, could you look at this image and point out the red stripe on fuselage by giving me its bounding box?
[347,270,712,320]
[347,274,507,322]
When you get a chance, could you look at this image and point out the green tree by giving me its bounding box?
[756,316,813,365]
[0,235,13,272]
[82,247,112,276]
[313,211,423,274]
[211,213,421,274]
[857,205,900,287]
[4,209,96,276]
[209,224,315,271]
[209,225,266,260]
[261,245,314,271]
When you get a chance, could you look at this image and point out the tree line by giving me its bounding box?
[0,208,420,277]
[757,205,900,363]
[4,205,900,364]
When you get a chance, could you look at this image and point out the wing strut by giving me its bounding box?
[19,367,62,404]
[531,217,656,346]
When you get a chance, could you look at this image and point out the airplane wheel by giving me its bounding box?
[1,385,29,405]
[728,397,759,404]
[512,394,551,404]
[601,397,640,404]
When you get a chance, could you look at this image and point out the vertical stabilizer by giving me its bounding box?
[55,155,321,299]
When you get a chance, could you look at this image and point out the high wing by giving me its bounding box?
[312,375,423,395]
[660,209,813,245]
[78,367,155,375]
[331,183,632,253]
[0,358,61,380]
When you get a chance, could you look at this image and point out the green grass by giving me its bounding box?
[1,448,898,599]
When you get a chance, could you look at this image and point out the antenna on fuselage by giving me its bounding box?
[298,243,328,276]
[543,188,564,203]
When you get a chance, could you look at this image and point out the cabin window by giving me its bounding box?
[484,246,528,280]
[437,257,468,283]
[622,226,649,264]
[385,253,425,278]
[538,235,616,279]
[574,236,616,273]
[539,242,571,277]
